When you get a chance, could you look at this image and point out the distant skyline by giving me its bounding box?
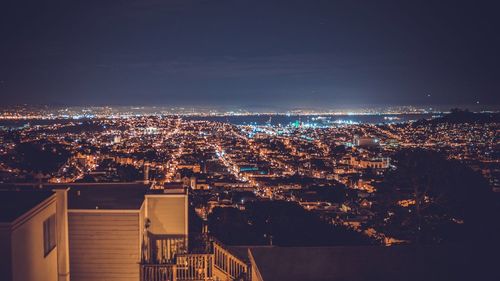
[1,0,499,108]
[1,104,495,115]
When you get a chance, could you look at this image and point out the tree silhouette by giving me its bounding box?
[375,149,497,244]
[208,201,371,246]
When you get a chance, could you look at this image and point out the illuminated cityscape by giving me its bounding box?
[0,106,499,280]
[1,1,499,281]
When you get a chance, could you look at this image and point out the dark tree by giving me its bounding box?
[208,201,371,246]
[208,207,264,245]
[1,141,71,174]
[375,149,498,244]
[296,185,353,204]
[116,164,142,182]
[330,144,347,156]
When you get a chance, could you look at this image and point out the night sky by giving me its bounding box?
[1,0,499,108]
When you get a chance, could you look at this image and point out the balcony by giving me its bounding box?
[141,254,213,281]
[140,238,249,281]
[141,264,176,281]
[143,233,188,264]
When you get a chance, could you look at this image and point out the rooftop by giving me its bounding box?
[0,187,54,223]
[55,183,148,210]
[249,246,494,281]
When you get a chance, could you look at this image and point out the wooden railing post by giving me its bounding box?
[172,264,177,281]
[203,255,208,281]
[226,251,230,280]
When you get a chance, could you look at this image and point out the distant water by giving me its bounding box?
[0,114,435,129]
[184,114,435,126]
[0,118,86,129]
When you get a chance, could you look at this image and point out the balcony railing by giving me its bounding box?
[141,254,213,281]
[141,236,249,281]
[213,240,249,280]
[176,254,213,280]
[144,233,188,264]
[141,264,176,281]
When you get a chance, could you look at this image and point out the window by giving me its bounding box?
[43,214,56,256]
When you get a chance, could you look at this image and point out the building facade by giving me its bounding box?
[1,183,247,281]
[0,188,70,281]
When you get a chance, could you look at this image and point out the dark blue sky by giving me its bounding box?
[1,0,499,108]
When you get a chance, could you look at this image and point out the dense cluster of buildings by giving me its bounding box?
[1,115,498,241]
[0,112,498,280]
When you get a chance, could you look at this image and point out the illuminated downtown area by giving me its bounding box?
[2,1,500,280]
[1,106,498,247]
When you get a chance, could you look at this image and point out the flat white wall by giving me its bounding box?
[146,195,188,236]
[11,200,58,281]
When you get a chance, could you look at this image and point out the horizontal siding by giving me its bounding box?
[69,213,140,281]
